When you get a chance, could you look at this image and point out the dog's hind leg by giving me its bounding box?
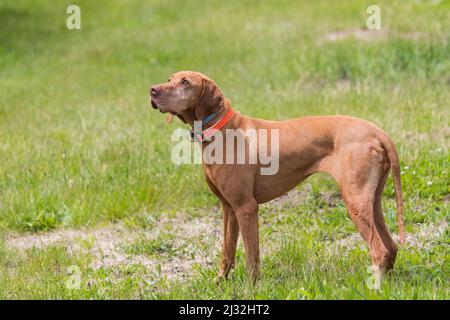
[371,154,398,271]
[331,143,398,272]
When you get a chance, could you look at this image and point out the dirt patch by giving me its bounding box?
[400,220,448,251]
[327,219,449,253]
[443,194,450,203]
[4,187,315,280]
[5,215,222,281]
[5,187,447,280]
[267,185,312,208]
[321,28,387,43]
[321,191,343,207]
[401,126,450,147]
[6,225,126,252]
[320,28,432,44]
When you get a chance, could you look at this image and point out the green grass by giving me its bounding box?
[0,0,449,299]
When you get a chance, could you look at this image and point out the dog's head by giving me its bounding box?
[150,71,224,123]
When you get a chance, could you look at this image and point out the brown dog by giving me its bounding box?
[150,71,405,282]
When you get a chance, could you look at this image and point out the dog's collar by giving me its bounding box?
[201,112,218,125]
[189,107,234,143]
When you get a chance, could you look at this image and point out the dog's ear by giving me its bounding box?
[196,77,224,120]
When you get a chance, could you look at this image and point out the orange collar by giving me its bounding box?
[191,107,234,143]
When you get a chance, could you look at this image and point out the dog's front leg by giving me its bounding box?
[235,199,260,283]
[218,202,239,280]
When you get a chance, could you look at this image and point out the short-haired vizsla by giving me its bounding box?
[150,71,405,282]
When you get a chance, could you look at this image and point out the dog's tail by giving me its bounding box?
[380,134,405,245]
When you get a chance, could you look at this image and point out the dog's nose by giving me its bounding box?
[151,85,161,97]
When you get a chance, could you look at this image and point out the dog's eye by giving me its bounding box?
[181,78,190,86]
[168,78,171,82]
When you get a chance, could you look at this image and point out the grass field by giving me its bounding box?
[0,0,449,299]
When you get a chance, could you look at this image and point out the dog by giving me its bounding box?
[150,71,405,282]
